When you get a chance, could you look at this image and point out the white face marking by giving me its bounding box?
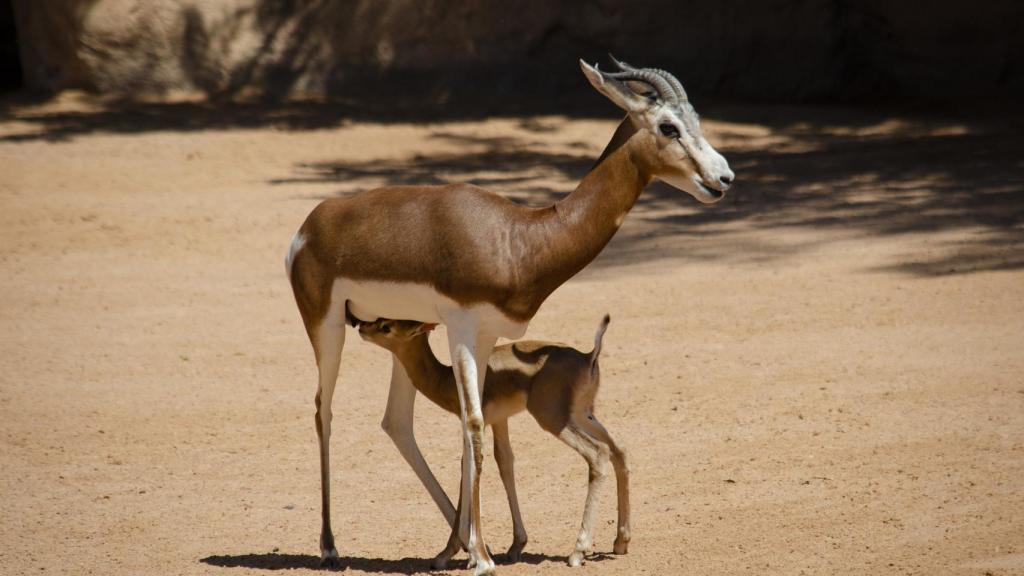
[657,171,722,204]
[333,278,528,340]
[285,231,306,276]
[638,103,733,204]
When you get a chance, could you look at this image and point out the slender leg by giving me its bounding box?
[435,315,497,575]
[381,354,457,527]
[558,425,609,567]
[492,419,528,561]
[466,334,498,573]
[579,414,630,554]
[314,300,346,566]
[433,456,466,570]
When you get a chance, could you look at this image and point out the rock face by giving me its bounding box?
[10,0,1024,107]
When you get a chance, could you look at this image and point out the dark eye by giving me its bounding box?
[380,324,391,334]
[659,123,680,138]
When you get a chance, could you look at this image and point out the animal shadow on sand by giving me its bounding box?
[200,550,608,573]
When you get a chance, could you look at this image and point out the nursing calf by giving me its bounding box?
[358,316,630,566]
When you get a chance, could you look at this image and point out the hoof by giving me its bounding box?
[319,548,340,568]
[506,542,525,563]
[467,546,495,574]
[505,537,528,561]
[472,556,496,575]
[567,551,584,567]
[613,537,629,555]
[432,553,452,571]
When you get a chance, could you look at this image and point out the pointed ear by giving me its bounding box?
[409,323,437,338]
[579,59,652,113]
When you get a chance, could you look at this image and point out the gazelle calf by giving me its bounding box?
[358,315,629,567]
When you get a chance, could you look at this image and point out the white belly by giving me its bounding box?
[332,278,528,339]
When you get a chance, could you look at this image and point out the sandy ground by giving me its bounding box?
[1,93,1022,576]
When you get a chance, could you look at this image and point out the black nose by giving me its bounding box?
[719,175,733,186]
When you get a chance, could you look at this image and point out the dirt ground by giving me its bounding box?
[1,93,1022,576]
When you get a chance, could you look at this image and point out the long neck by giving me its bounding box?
[524,117,653,292]
[392,337,460,415]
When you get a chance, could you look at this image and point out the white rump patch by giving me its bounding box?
[285,231,307,277]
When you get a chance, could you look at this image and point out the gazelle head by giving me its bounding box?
[358,318,435,351]
[580,56,733,204]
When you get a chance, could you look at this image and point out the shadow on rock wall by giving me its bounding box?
[9,0,1024,109]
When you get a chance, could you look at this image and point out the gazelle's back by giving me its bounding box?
[488,341,595,435]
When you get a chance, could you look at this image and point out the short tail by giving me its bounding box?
[589,314,611,370]
[285,231,307,279]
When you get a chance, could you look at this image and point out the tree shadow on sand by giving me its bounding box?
[270,130,595,209]
[271,107,1024,277]
[199,550,599,573]
[3,94,1021,277]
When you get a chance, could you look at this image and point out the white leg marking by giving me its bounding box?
[381,354,457,526]
[441,311,497,575]
[580,415,631,555]
[316,298,345,564]
[560,425,608,567]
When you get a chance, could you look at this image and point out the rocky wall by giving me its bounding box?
[10,0,1023,108]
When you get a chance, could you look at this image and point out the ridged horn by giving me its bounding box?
[609,54,688,103]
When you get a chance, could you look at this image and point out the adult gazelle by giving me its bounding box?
[287,57,733,575]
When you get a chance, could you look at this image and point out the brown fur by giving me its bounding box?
[288,69,728,567]
[289,118,649,331]
[289,121,647,566]
[358,317,630,563]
